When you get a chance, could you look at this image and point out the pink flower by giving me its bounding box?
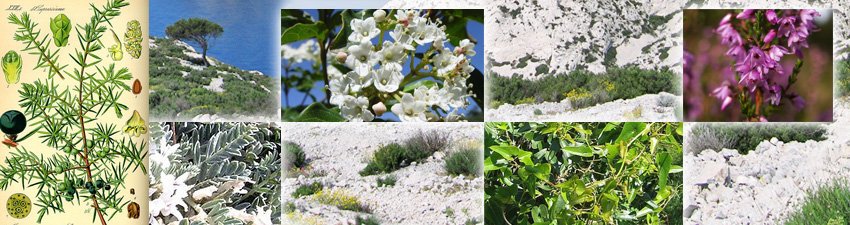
[711,83,734,110]
[716,14,743,47]
[766,10,779,24]
[763,29,777,43]
[791,94,805,109]
[766,45,789,62]
[736,9,756,20]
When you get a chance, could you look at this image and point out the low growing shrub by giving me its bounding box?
[360,143,408,176]
[785,181,850,225]
[313,189,370,212]
[284,142,307,169]
[838,60,850,97]
[445,148,482,177]
[376,175,397,187]
[404,130,449,160]
[688,123,828,154]
[355,215,381,225]
[292,182,323,198]
[488,66,675,109]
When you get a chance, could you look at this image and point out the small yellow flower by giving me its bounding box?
[123,110,147,137]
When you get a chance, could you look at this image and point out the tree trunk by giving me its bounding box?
[201,48,209,66]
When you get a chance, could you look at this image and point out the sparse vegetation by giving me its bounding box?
[376,175,397,187]
[488,66,675,109]
[292,182,323,198]
[838,60,850,96]
[355,215,381,225]
[688,123,828,154]
[313,189,370,212]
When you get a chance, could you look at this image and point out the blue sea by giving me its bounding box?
[150,0,281,76]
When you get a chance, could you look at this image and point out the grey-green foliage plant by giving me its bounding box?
[445,148,482,177]
[376,175,396,187]
[688,123,827,154]
[149,122,281,225]
[284,141,307,169]
[1,1,148,224]
[785,180,850,225]
[484,122,684,224]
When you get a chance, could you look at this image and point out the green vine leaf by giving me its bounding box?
[281,22,318,45]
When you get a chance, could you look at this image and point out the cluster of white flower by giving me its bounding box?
[329,9,476,122]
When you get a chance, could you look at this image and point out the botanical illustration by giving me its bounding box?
[484,1,682,122]
[685,122,848,224]
[0,0,148,224]
[150,0,280,122]
[283,123,483,224]
[683,9,833,122]
[484,122,683,224]
[281,9,485,122]
[148,122,281,225]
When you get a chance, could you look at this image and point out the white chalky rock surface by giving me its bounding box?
[282,123,483,225]
[485,0,681,78]
[685,120,850,224]
[485,93,682,122]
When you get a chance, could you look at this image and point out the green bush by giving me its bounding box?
[376,175,397,187]
[292,182,323,198]
[403,131,448,161]
[785,181,850,225]
[838,60,850,97]
[361,131,449,176]
[360,143,409,176]
[355,215,381,225]
[284,142,307,169]
[445,148,482,177]
[488,66,674,109]
[688,123,828,154]
[484,122,683,224]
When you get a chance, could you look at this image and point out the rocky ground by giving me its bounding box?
[485,93,681,122]
[485,0,681,78]
[685,104,850,224]
[282,123,483,225]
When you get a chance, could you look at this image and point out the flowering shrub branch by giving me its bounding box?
[281,9,484,122]
[711,9,820,121]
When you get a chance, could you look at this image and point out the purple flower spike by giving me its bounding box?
[766,10,779,24]
[711,83,734,111]
[763,29,777,43]
[737,9,756,19]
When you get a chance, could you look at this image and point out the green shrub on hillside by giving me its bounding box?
[149,37,278,119]
[838,60,850,97]
[688,123,828,154]
[488,66,674,109]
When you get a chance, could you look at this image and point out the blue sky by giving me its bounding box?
[282,9,485,121]
[282,0,388,9]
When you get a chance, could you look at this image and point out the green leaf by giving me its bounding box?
[616,122,647,146]
[490,145,531,159]
[562,146,593,157]
[669,165,683,174]
[292,102,346,122]
[403,79,438,92]
[655,152,672,188]
[281,23,317,45]
[483,157,499,172]
[675,123,684,136]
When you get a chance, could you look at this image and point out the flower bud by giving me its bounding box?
[763,29,776,43]
[373,10,387,22]
[372,102,387,116]
[50,14,71,47]
[336,51,348,63]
